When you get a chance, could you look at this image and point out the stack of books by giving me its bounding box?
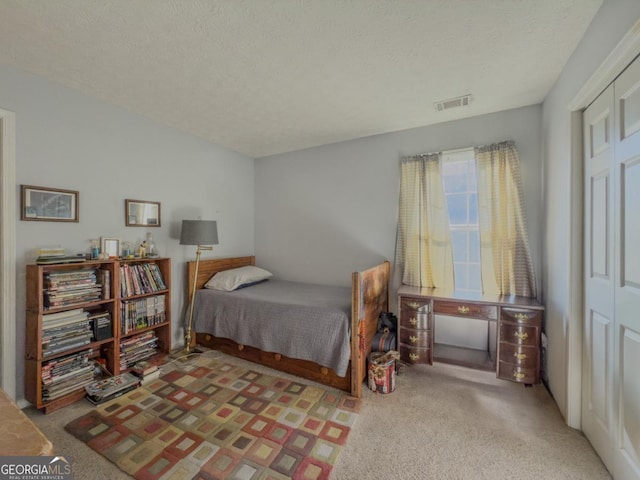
[41,349,96,402]
[36,247,87,265]
[120,263,166,297]
[44,269,102,309]
[119,331,158,370]
[120,295,166,334]
[130,360,162,385]
[84,372,141,406]
[41,309,93,358]
[36,255,86,265]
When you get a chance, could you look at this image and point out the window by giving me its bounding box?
[441,149,481,292]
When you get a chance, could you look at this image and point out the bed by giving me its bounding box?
[187,256,390,398]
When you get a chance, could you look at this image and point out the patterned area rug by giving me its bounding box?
[65,355,361,480]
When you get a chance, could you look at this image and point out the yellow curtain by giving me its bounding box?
[475,141,537,297]
[395,154,454,289]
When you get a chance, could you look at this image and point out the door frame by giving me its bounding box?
[566,20,640,429]
[0,108,16,400]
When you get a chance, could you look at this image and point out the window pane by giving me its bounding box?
[446,194,468,224]
[468,264,482,291]
[454,263,468,290]
[469,230,480,263]
[442,148,481,293]
[450,231,468,263]
[468,193,478,224]
[443,172,467,193]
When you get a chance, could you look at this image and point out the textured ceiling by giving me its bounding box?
[0,0,602,158]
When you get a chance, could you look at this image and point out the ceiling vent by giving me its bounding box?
[435,94,472,112]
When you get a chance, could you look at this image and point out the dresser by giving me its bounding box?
[397,285,544,384]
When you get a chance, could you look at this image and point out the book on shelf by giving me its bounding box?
[120,295,166,334]
[88,311,112,341]
[37,247,66,257]
[41,349,97,403]
[36,255,87,265]
[43,268,102,309]
[119,263,166,297]
[97,269,111,299]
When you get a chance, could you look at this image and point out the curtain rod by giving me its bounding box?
[413,145,476,157]
[416,141,512,157]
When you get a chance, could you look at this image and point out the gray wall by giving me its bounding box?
[0,65,256,403]
[256,104,543,305]
[541,0,640,425]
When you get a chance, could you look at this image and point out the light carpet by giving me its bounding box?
[63,354,361,479]
[25,350,611,479]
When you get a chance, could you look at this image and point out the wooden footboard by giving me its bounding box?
[351,260,390,397]
[187,256,390,397]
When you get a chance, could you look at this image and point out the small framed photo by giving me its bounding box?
[21,185,79,222]
[125,199,161,227]
[101,237,120,258]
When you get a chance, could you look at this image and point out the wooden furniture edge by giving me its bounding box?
[187,256,391,398]
[351,259,390,397]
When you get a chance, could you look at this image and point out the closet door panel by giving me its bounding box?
[583,84,616,471]
[614,54,640,480]
[621,159,640,288]
[620,328,640,476]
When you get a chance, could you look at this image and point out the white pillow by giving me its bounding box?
[204,266,273,291]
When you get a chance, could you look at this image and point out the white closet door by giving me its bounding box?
[613,55,640,480]
[583,84,616,471]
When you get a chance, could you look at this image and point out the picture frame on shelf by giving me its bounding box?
[20,185,79,222]
[125,199,161,227]
[101,237,120,258]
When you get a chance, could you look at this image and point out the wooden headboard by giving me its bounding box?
[187,255,256,294]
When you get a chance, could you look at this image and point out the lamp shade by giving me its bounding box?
[180,220,219,246]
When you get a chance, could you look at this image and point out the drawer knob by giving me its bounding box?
[513,372,525,380]
[514,313,528,321]
[514,353,527,360]
[410,317,418,326]
[409,335,418,344]
[458,306,470,314]
[515,332,529,341]
[409,353,419,361]
[408,302,421,309]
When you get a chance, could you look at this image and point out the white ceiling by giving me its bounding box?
[0,0,602,158]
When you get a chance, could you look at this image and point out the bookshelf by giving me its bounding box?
[25,257,171,413]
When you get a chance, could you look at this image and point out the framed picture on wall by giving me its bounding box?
[20,185,79,222]
[125,199,161,227]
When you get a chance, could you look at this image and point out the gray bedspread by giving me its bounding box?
[191,279,352,377]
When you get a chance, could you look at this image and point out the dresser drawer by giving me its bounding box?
[500,323,539,347]
[433,300,497,320]
[400,297,430,312]
[399,327,430,348]
[400,310,430,330]
[501,308,542,326]
[498,342,538,369]
[497,362,539,384]
[399,344,431,365]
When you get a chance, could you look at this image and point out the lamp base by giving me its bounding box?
[170,345,203,361]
